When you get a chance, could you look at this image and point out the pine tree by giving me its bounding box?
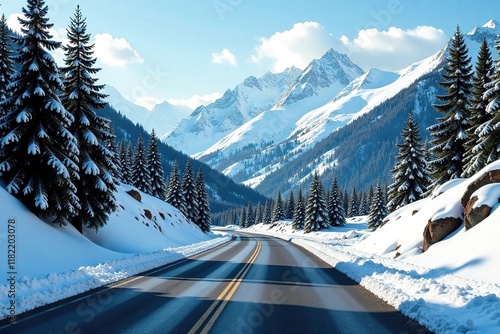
[106,134,121,183]
[166,161,185,212]
[182,159,199,223]
[195,168,211,232]
[132,136,151,194]
[347,187,359,217]
[463,38,495,177]
[367,180,389,231]
[147,129,166,199]
[0,0,80,225]
[304,173,329,233]
[286,191,295,219]
[255,203,262,226]
[60,5,117,231]
[245,202,254,227]
[387,112,432,212]
[239,206,247,228]
[271,192,284,223]
[117,139,128,184]
[292,188,305,229]
[328,177,346,226]
[0,14,14,121]
[428,26,473,189]
[261,199,272,225]
[474,35,500,167]
[358,192,370,216]
[123,141,134,185]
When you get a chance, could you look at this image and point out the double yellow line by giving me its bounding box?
[188,238,262,334]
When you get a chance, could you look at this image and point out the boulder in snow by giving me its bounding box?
[423,217,462,251]
[126,189,142,202]
[464,196,492,230]
[461,169,500,207]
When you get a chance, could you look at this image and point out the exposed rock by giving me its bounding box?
[144,209,152,220]
[461,169,500,207]
[423,217,462,252]
[464,195,493,230]
[126,189,142,202]
[159,212,165,220]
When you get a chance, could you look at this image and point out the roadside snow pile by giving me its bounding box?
[244,162,500,334]
[0,184,229,318]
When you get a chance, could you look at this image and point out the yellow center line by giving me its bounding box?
[188,238,261,334]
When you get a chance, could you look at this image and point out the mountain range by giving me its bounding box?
[108,20,500,198]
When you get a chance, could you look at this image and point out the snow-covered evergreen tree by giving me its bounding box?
[0,0,80,225]
[0,14,14,121]
[292,188,305,229]
[147,129,166,199]
[286,191,295,219]
[132,136,151,194]
[123,141,134,185]
[328,177,346,226]
[367,180,389,231]
[106,134,121,183]
[117,139,128,184]
[387,112,432,212]
[61,5,117,231]
[304,173,329,233]
[166,160,185,212]
[239,206,247,228]
[182,159,199,223]
[271,191,284,223]
[245,202,254,228]
[428,26,472,189]
[261,199,272,225]
[254,203,262,226]
[474,35,500,166]
[347,187,359,217]
[195,168,211,232]
[463,38,494,177]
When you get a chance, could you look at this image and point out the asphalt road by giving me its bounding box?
[0,233,430,334]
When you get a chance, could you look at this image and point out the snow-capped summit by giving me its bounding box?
[275,48,364,108]
[164,67,302,155]
[467,19,500,44]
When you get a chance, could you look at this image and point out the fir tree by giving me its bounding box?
[271,192,284,223]
[367,180,389,231]
[117,139,129,184]
[292,188,305,229]
[286,191,295,219]
[474,35,500,167]
[166,161,185,212]
[61,6,117,231]
[463,38,494,177]
[182,159,199,223]
[245,202,254,228]
[239,206,247,228]
[304,173,329,233]
[328,177,346,226]
[261,199,272,225]
[195,168,211,232]
[347,187,359,217]
[428,26,473,189]
[132,136,150,193]
[106,134,121,183]
[0,14,14,121]
[254,203,262,226]
[123,141,134,185]
[387,112,432,212]
[358,192,370,216]
[147,129,166,199]
[0,0,80,225]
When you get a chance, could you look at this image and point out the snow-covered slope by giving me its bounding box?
[0,183,228,317]
[164,67,302,155]
[103,85,192,135]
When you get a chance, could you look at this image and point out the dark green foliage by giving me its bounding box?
[182,159,199,223]
[195,168,211,232]
[166,160,185,212]
[0,14,14,121]
[132,136,151,194]
[347,187,359,218]
[271,192,284,223]
[239,206,247,228]
[428,26,473,189]
[245,202,254,228]
[304,173,329,233]
[285,191,295,219]
[367,180,389,231]
[261,199,272,225]
[147,129,166,199]
[292,188,305,229]
[61,6,116,231]
[328,177,346,226]
[387,112,432,212]
[0,0,80,225]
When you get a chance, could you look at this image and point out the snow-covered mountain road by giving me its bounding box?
[0,233,428,333]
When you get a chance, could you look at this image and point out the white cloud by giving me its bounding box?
[6,13,23,34]
[211,48,237,65]
[251,22,448,72]
[134,96,163,111]
[94,33,144,67]
[168,92,223,110]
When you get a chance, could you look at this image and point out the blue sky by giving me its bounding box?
[1,0,497,109]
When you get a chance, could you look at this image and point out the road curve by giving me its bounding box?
[0,233,430,334]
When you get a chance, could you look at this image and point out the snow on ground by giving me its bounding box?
[244,162,500,334]
[0,184,230,318]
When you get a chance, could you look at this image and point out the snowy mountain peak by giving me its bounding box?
[275,48,364,108]
[482,19,498,29]
[467,19,500,43]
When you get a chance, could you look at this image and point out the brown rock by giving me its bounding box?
[461,169,500,208]
[144,209,152,220]
[126,189,141,202]
[423,217,462,252]
[464,195,492,230]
